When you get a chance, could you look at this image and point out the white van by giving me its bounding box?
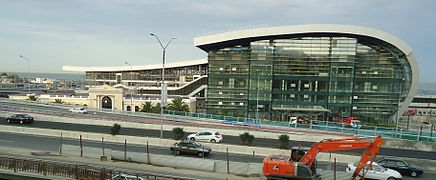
[289,116,298,125]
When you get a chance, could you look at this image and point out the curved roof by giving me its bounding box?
[63,59,207,72]
[194,24,412,55]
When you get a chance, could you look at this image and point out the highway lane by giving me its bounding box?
[1,117,435,160]
[0,131,265,163]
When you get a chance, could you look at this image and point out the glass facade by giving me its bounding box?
[206,35,412,123]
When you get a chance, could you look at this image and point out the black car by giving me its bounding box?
[170,140,211,157]
[5,114,34,124]
[376,157,424,177]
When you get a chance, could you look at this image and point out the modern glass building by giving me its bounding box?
[194,24,419,123]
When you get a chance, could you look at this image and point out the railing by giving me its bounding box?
[164,110,436,143]
[0,156,111,179]
[0,155,196,180]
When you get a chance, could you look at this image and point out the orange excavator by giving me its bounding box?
[263,135,384,179]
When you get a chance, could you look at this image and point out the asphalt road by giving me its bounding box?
[1,117,435,161]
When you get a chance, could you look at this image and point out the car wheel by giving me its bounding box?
[210,139,216,143]
[387,177,395,180]
[411,171,417,177]
[198,152,204,157]
[190,137,196,141]
[175,150,181,155]
[19,120,23,124]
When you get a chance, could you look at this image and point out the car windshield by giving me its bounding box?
[215,132,220,135]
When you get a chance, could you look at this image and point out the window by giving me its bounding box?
[239,93,244,95]
[353,96,358,99]
[290,94,295,98]
[291,83,296,87]
[219,91,223,95]
[304,84,310,88]
[219,67,224,71]
[218,81,223,85]
[353,106,357,110]
[304,95,309,98]
[239,102,244,105]
[232,67,237,71]
[372,85,377,90]
[218,102,223,105]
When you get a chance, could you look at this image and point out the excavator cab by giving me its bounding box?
[290,146,318,175]
[290,146,310,162]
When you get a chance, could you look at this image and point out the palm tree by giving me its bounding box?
[167,97,189,112]
[152,103,161,114]
[141,102,153,113]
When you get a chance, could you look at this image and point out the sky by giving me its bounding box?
[0,0,435,82]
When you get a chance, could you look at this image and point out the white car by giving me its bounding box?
[346,162,402,180]
[69,107,87,114]
[187,131,223,143]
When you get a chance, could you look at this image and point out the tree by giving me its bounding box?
[28,95,37,101]
[278,134,290,149]
[167,97,189,112]
[54,99,63,104]
[141,102,153,113]
[172,127,185,140]
[152,103,161,114]
[239,132,254,145]
[110,123,121,135]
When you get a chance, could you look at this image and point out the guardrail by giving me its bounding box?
[0,155,197,180]
[164,110,436,143]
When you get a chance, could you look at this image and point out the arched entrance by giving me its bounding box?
[101,96,112,109]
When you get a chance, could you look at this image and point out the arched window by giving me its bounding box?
[126,106,131,111]
[102,96,112,109]
[135,106,140,112]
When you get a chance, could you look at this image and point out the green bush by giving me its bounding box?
[28,95,37,101]
[172,127,185,140]
[110,123,121,136]
[54,99,63,103]
[239,132,254,145]
[278,134,290,149]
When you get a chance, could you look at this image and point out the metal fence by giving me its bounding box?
[0,156,111,179]
[0,155,197,180]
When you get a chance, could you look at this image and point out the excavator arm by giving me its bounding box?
[299,135,384,180]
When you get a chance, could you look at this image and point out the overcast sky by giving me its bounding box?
[0,0,435,82]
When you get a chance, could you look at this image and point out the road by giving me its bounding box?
[1,117,435,161]
[0,131,434,180]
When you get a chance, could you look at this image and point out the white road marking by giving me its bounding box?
[0,140,14,143]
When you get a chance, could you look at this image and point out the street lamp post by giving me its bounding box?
[19,55,30,95]
[150,33,176,139]
[125,61,133,112]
